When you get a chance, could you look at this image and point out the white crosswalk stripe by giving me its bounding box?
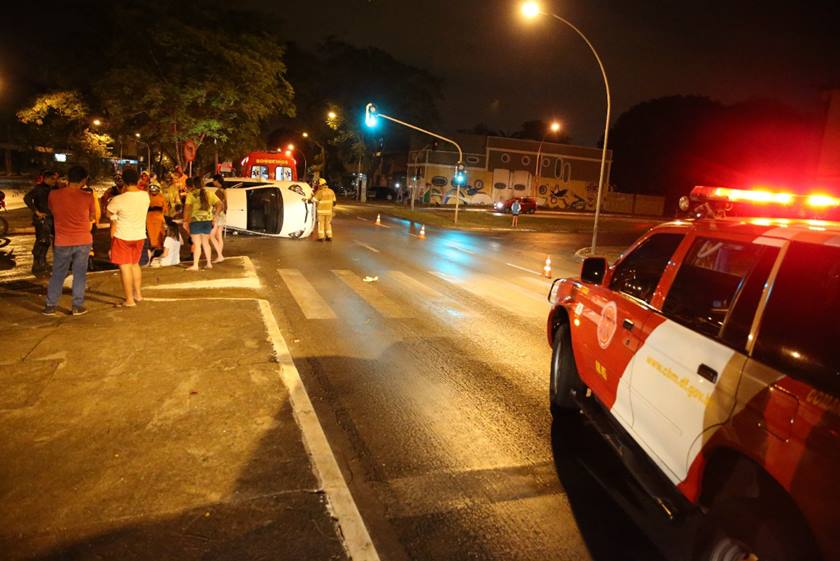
[332,269,412,319]
[429,271,548,319]
[383,271,472,318]
[278,269,337,319]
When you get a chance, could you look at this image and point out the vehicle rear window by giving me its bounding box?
[754,242,840,394]
[608,233,684,303]
[663,238,778,347]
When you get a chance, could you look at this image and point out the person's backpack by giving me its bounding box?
[511,201,521,214]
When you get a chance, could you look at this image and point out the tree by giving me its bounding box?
[98,2,295,171]
[280,38,443,179]
[608,95,822,210]
[17,90,114,169]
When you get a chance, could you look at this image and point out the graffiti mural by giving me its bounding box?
[538,181,598,210]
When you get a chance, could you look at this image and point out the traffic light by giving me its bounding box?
[365,103,379,128]
[453,163,467,186]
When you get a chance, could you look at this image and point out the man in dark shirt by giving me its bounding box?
[23,170,59,276]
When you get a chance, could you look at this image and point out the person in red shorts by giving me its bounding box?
[107,166,150,307]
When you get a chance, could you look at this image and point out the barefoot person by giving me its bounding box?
[208,174,226,263]
[183,177,222,270]
[107,167,150,307]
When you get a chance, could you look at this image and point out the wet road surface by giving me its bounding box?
[235,206,695,561]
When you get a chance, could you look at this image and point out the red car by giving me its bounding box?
[493,196,537,214]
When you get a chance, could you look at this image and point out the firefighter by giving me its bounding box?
[313,177,336,241]
[23,170,59,276]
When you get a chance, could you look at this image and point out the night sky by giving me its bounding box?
[260,0,840,145]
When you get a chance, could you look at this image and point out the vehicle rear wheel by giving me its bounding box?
[549,323,584,416]
[693,497,815,561]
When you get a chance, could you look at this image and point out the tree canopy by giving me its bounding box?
[608,95,823,209]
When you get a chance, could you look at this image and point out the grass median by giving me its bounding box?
[375,204,661,235]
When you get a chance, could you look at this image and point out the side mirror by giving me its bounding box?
[581,257,607,285]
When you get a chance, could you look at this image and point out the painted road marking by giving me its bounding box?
[356,216,370,222]
[354,241,381,253]
[505,262,541,276]
[430,271,546,319]
[447,244,476,255]
[385,271,472,317]
[144,296,380,561]
[145,256,262,291]
[278,269,337,319]
[333,269,412,318]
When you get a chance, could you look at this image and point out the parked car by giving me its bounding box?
[493,196,537,214]
[546,184,840,561]
[223,178,315,239]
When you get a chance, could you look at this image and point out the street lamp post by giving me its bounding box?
[365,103,466,223]
[522,2,611,254]
[533,120,561,198]
[286,143,307,179]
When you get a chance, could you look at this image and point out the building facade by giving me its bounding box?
[407,134,613,210]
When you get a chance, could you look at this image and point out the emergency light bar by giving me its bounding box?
[690,186,840,210]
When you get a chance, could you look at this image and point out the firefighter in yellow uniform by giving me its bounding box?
[314,177,336,241]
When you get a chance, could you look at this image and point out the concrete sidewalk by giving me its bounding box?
[0,263,347,560]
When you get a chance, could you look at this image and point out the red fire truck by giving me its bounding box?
[240,151,297,182]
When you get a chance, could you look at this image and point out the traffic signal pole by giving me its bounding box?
[366,103,465,224]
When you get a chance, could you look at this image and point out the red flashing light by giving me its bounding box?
[689,185,840,219]
[806,194,840,208]
[710,186,795,205]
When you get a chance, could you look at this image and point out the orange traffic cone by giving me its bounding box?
[543,255,552,278]
[375,213,382,226]
[419,225,426,239]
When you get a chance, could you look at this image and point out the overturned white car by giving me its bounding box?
[222,178,316,239]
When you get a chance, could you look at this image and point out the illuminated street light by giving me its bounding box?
[521,2,612,254]
[302,132,309,138]
[134,132,141,138]
[92,119,102,127]
[327,111,338,120]
[287,143,295,151]
[521,1,540,18]
[533,120,563,196]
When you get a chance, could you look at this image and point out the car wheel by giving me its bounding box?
[693,497,815,561]
[550,323,584,416]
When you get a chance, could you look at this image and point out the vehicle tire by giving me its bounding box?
[693,497,817,561]
[549,323,584,416]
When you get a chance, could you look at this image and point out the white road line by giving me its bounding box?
[354,241,381,253]
[278,269,337,319]
[374,222,393,229]
[258,300,380,561]
[332,269,412,318]
[356,216,370,222]
[385,271,472,317]
[145,256,262,291]
[142,297,380,561]
[505,262,542,276]
[447,244,475,255]
[430,271,547,318]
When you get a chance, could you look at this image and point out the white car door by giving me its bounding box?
[628,236,781,483]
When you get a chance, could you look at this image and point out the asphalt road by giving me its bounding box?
[230,205,696,561]
[0,204,696,560]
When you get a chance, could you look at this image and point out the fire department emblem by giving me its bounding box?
[597,301,618,349]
